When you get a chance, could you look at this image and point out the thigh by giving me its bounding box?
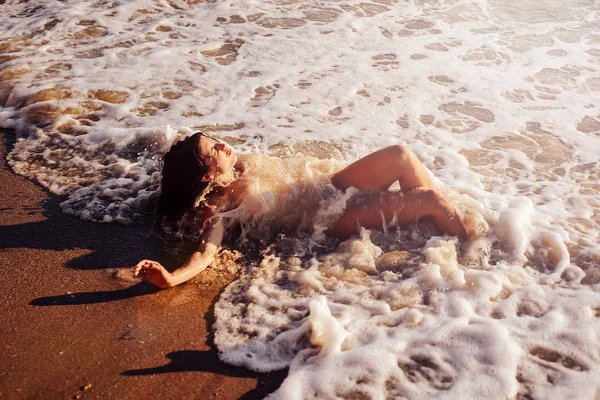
[331,145,433,192]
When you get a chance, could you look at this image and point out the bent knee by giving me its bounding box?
[386,145,418,165]
[330,170,348,191]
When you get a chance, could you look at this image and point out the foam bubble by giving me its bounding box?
[2,0,600,396]
[216,229,600,398]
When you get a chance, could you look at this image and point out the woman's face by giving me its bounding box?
[198,135,238,181]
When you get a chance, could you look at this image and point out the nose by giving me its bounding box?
[215,143,232,156]
[222,144,232,155]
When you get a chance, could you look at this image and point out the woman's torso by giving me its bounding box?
[205,153,349,240]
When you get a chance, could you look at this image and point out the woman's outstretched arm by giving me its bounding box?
[132,218,224,288]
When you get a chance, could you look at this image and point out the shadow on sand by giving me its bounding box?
[29,282,160,306]
[120,280,289,399]
[0,193,165,271]
[0,130,164,271]
[1,130,288,398]
[121,350,288,399]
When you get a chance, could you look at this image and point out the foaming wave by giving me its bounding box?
[2,0,600,396]
[7,127,170,224]
[215,229,599,399]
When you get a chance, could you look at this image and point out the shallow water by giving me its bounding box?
[1,0,600,398]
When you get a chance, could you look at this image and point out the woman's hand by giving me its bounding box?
[132,260,173,289]
[131,219,224,290]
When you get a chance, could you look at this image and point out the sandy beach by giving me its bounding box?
[2,0,599,396]
[0,129,285,399]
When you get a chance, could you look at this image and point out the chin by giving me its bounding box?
[229,154,239,169]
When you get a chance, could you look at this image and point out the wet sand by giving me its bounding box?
[0,129,285,399]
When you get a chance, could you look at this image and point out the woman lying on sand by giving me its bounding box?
[133,132,470,288]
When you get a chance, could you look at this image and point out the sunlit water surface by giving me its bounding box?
[1,0,600,398]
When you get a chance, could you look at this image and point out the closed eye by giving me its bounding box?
[203,139,219,159]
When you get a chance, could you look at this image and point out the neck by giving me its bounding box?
[234,159,246,174]
[214,163,243,186]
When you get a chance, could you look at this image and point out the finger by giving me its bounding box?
[132,263,148,273]
[135,259,151,268]
[132,264,151,277]
[136,269,149,279]
[141,263,159,272]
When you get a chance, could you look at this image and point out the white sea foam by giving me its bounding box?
[215,230,600,399]
[1,0,600,397]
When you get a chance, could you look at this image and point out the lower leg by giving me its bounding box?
[328,189,468,239]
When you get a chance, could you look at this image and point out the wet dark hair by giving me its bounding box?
[156,132,210,216]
